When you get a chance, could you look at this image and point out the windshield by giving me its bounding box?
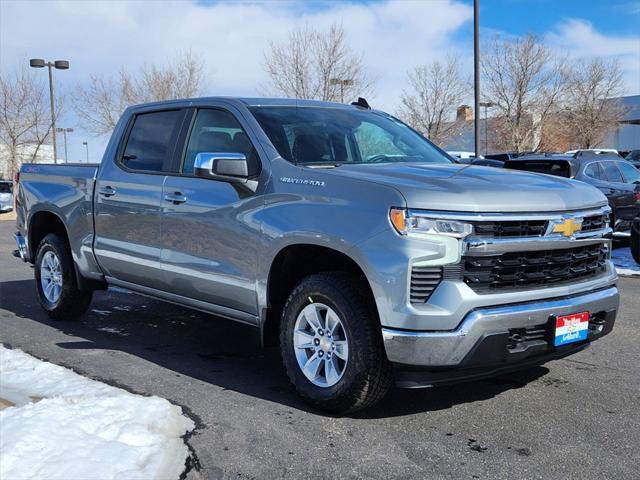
[249,106,452,166]
[0,182,12,194]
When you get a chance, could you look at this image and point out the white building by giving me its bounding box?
[0,143,55,180]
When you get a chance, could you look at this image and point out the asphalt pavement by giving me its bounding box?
[0,215,638,480]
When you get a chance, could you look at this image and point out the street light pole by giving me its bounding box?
[29,59,70,165]
[56,128,73,163]
[473,0,481,159]
[329,78,355,103]
[82,141,89,163]
[479,102,495,155]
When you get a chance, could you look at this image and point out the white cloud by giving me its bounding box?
[545,19,640,94]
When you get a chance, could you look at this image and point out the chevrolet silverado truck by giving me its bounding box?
[13,98,619,413]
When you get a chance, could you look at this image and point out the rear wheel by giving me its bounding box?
[280,272,392,414]
[34,233,93,320]
[631,218,640,264]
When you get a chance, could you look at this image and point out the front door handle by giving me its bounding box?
[98,186,117,197]
[164,192,187,204]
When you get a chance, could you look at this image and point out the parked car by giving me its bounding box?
[447,151,484,163]
[484,152,521,162]
[471,158,505,168]
[632,218,640,264]
[0,180,13,213]
[624,150,640,169]
[566,148,620,156]
[13,97,619,413]
[504,152,640,236]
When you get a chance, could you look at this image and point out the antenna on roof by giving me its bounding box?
[351,97,371,109]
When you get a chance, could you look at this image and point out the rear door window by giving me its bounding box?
[585,163,604,180]
[617,161,640,184]
[121,110,185,173]
[600,162,624,183]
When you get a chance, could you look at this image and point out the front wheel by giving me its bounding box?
[34,233,93,321]
[631,218,640,264]
[280,272,392,414]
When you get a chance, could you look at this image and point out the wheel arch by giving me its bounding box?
[261,243,378,347]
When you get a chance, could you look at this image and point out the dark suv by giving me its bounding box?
[503,152,640,236]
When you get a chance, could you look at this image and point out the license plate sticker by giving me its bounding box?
[554,312,589,346]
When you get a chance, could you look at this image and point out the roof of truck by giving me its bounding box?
[128,97,362,110]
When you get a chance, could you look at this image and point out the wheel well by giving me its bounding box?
[29,211,68,262]
[263,244,376,346]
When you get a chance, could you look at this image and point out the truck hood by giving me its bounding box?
[324,163,607,212]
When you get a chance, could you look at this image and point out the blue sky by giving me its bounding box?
[1,0,639,163]
[474,0,639,36]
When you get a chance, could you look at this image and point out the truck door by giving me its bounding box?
[94,108,187,289]
[160,106,265,316]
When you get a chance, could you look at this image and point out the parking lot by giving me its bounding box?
[0,216,638,480]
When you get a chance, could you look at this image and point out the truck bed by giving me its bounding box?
[15,163,100,267]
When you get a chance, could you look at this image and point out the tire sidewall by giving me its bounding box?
[280,278,373,405]
[34,235,73,312]
[631,218,640,264]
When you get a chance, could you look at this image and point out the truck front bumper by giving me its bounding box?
[382,286,618,384]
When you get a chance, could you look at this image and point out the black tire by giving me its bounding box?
[280,272,392,414]
[631,219,640,264]
[34,233,93,321]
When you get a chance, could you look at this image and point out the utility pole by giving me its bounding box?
[473,0,480,159]
[29,59,70,164]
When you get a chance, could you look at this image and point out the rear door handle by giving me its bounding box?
[98,186,116,197]
[164,192,187,204]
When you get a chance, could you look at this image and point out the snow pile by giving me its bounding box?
[612,247,640,276]
[0,346,194,480]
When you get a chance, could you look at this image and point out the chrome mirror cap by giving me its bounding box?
[194,152,249,180]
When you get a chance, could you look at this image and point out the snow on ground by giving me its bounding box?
[0,346,194,480]
[612,247,640,277]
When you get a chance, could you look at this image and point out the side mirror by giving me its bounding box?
[194,152,249,183]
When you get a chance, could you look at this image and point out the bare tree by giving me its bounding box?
[264,23,373,102]
[0,67,56,178]
[482,34,566,153]
[74,52,205,136]
[564,58,626,149]
[397,57,470,146]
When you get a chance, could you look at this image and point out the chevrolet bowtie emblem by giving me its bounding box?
[552,218,583,237]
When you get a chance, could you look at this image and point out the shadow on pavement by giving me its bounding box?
[0,278,549,419]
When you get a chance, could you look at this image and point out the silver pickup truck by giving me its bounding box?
[13,98,619,413]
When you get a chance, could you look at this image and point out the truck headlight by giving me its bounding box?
[389,208,473,238]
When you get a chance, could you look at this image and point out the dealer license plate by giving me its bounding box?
[554,312,589,346]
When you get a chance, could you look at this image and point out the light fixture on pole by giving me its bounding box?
[329,78,354,103]
[55,127,74,163]
[29,58,70,165]
[478,101,495,155]
[82,141,89,163]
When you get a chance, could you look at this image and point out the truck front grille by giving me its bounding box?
[410,266,442,303]
[460,243,608,291]
[581,213,609,233]
[471,213,609,238]
[472,220,547,238]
